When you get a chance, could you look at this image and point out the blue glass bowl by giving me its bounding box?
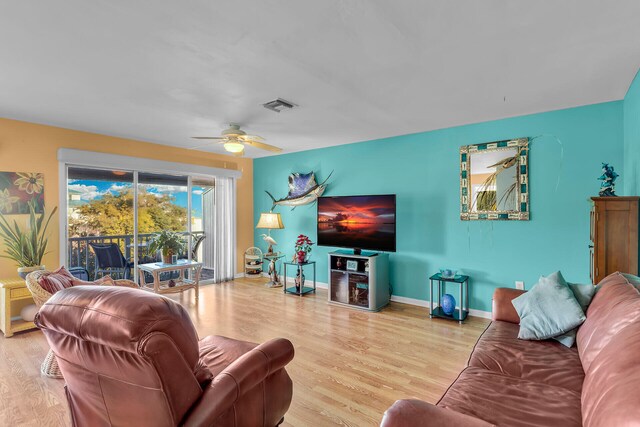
[439,269,457,279]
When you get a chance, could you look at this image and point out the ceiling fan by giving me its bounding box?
[191,124,283,157]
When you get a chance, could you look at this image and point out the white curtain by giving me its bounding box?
[213,176,236,283]
[202,188,215,269]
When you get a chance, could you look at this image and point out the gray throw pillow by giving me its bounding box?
[512,271,586,341]
[552,283,596,347]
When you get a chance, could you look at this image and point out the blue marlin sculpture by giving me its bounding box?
[266,171,333,211]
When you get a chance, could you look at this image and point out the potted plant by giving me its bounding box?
[148,230,186,264]
[0,200,57,278]
[294,234,314,264]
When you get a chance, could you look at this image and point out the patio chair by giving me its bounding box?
[68,266,90,281]
[192,234,206,261]
[25,268,138,378]
[89,242,134,280]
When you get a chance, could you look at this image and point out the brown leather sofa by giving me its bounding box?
[381,272,640,427]
[35,285,295,427]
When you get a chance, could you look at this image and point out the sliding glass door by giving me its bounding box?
[192,178,215,282]
[137,172,189,261]
[67,167,134,279]
[65,166,214,282]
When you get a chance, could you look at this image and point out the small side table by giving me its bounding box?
[283,261,316,296]
[138,260,202,303]
[429,273,470,324]
[263,253,284,288]
[0,278,38,337]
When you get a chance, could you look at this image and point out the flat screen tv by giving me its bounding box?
[317,194,396,253]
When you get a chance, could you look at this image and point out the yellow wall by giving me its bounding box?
[0,118,253,278]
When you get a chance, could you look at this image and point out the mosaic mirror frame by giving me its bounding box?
[460,138,529,221]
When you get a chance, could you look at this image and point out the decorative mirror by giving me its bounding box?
[460,138,529,220]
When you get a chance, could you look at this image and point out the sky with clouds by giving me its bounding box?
[68,179,205,218]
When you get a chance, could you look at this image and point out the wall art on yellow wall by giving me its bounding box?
[0,172,44,214]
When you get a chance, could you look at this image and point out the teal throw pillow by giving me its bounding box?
[552,283,596,347]
[512,271,586,341]
[568,283,596,312]
[553,329,577,347]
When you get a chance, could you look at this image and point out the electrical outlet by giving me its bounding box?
[515,281,525,290]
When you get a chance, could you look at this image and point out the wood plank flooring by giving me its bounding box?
[0,278,489,426]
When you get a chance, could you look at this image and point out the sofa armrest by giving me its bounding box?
[381,399,495,427]
[492,288,525,323]
[183,338,294,426]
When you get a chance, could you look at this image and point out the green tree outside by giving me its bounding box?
[69,189,187,237]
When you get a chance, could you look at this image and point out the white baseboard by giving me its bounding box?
[235,273,491,319]
[390,295,492,319]
[315,281,328,289]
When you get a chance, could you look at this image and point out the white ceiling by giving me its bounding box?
[1,1,640,158]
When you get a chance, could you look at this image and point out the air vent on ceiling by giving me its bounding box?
[263,98,295,113]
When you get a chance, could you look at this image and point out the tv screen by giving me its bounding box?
[317,194,396,252]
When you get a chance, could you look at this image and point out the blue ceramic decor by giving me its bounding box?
[598,163,618,196]
[441,294,456,315]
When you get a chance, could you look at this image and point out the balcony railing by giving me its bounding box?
[68,231,205,280]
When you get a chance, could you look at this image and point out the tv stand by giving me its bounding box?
[328,251,389,311]
[333,249,378,257]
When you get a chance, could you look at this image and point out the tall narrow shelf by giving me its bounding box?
[590,197,639,283]
[244,247,263,279]
[327,251,389,311]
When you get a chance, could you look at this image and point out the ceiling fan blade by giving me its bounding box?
[191,136,226,140]
[239,134,264,142]
[188,140,228,150]
[243,139,283,152]
[188,143,215,150]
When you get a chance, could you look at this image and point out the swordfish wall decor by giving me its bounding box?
[265,171,333,211]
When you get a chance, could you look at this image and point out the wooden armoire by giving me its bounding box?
[590,197,639,284]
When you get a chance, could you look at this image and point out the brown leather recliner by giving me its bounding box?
[35,285,294,427]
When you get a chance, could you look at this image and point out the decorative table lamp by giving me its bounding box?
[256,212,285,288]
[256,212,284,254]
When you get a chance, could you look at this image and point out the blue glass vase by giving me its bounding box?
[441,294,456,316]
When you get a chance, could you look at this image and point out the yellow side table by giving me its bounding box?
[0,278,37,337]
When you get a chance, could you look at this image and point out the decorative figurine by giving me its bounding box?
[265,256,281,288]
[260,233,278,254]
[598,163,619,197]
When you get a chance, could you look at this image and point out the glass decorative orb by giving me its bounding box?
[441,294,456,316]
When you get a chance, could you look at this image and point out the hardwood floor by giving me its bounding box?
[0,278,489,426]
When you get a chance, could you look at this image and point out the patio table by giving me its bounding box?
[137,260,202,303]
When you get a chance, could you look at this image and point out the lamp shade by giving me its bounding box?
[256,212,284,229]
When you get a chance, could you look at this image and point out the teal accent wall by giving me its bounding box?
[253,102,623,312]
[624,68,640,195]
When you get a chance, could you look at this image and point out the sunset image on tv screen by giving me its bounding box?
[317,195,396,252]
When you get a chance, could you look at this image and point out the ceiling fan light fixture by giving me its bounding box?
[222,123,245,137]
[224,141,244,153]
